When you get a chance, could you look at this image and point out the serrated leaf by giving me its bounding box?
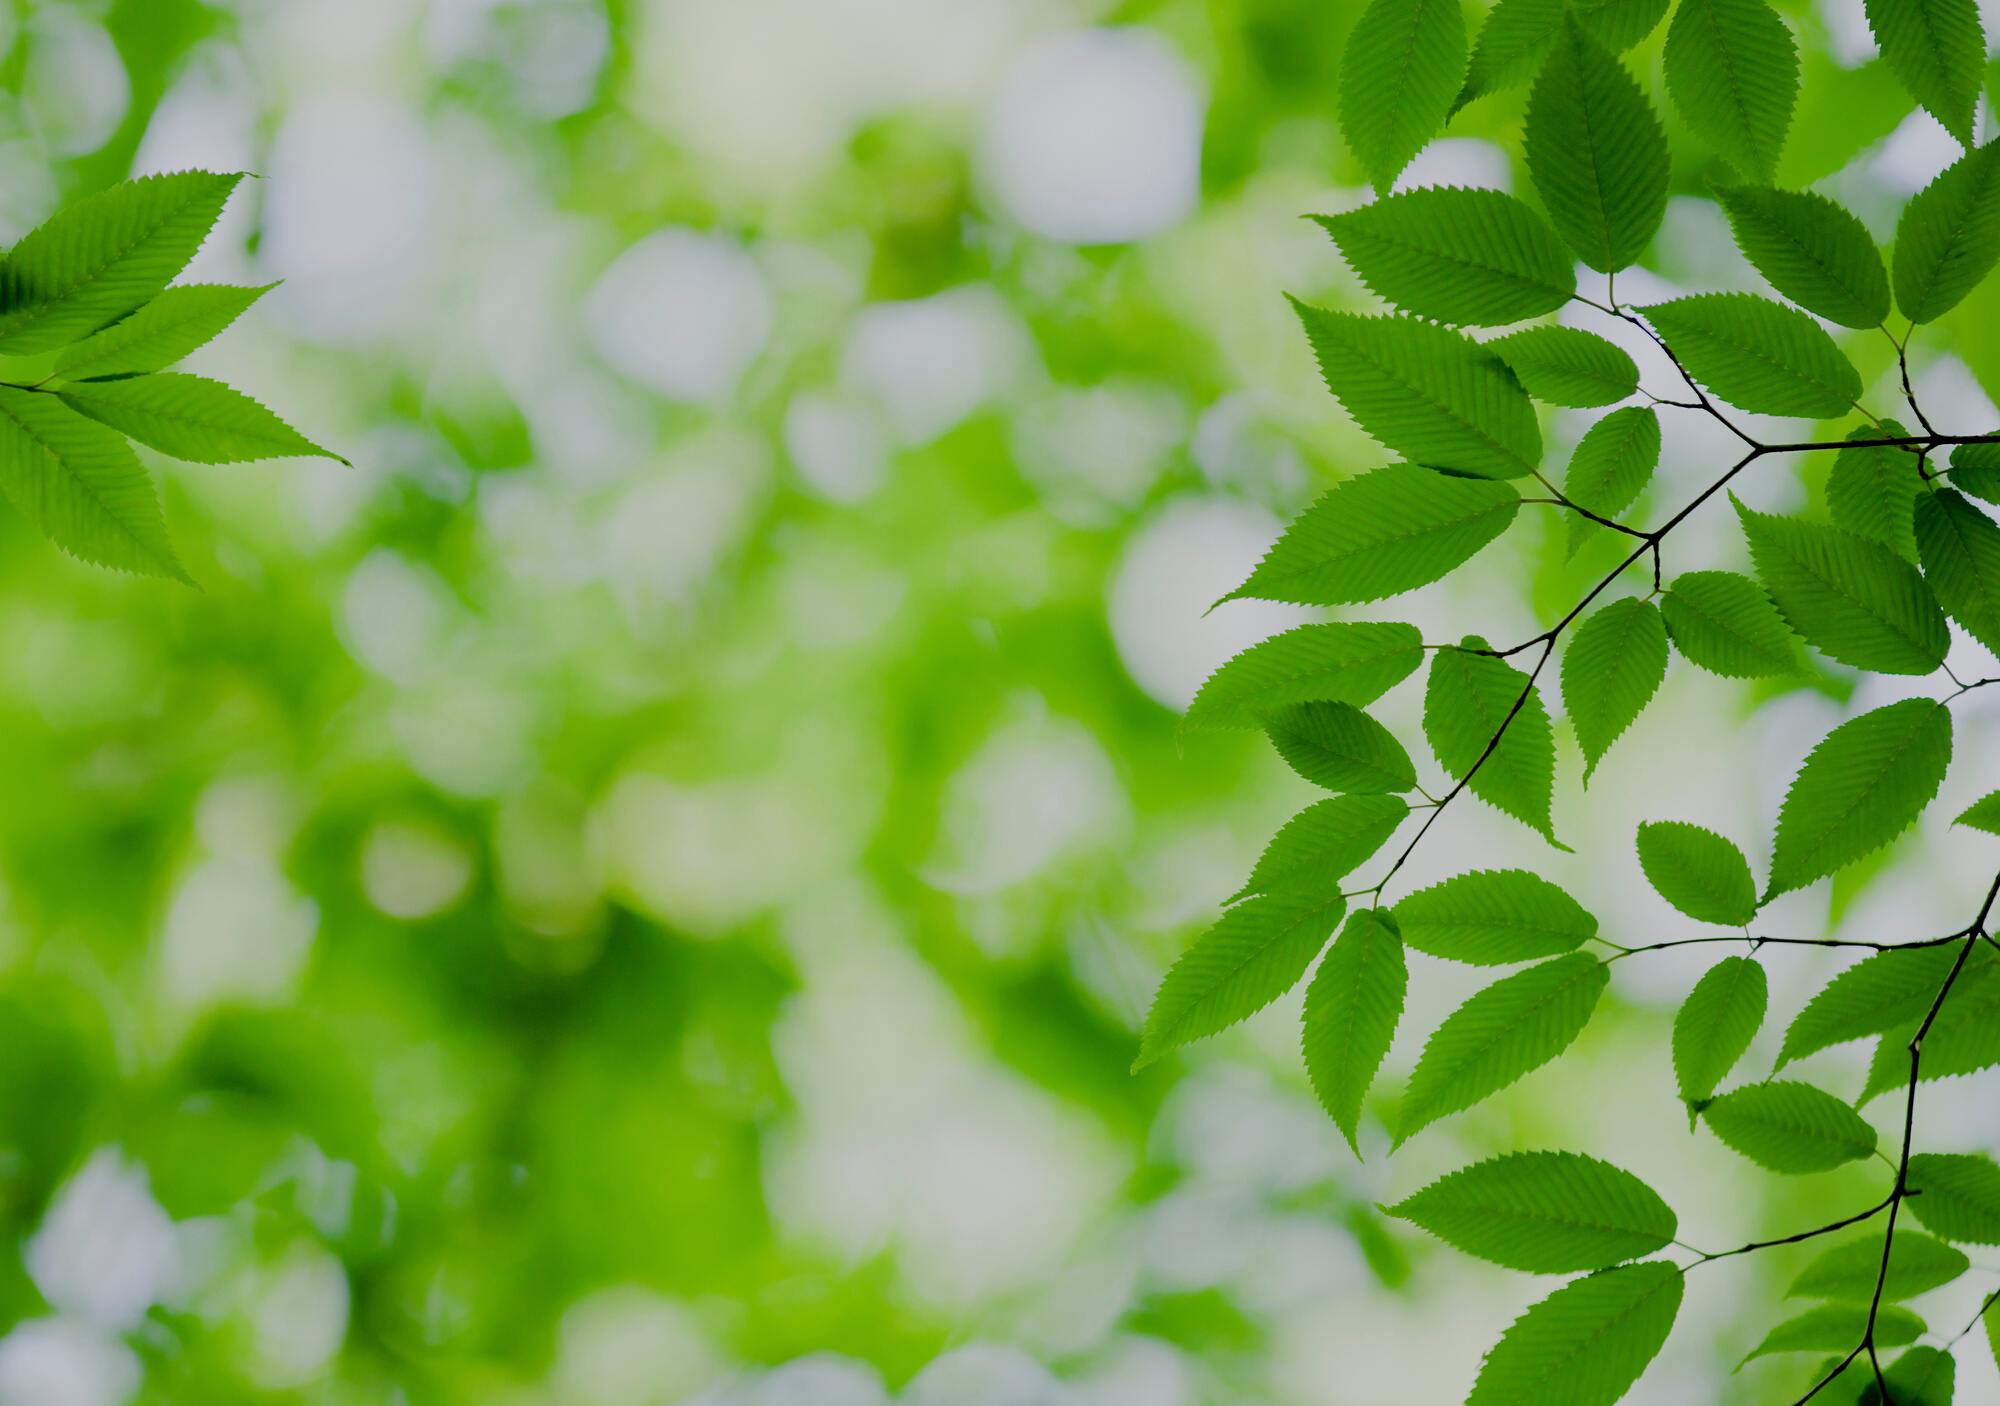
[1563,406,1660,559]
[1643,294,1862,417]
[0,171,243,355]
[1951,440,2000,504]
[1663,0,1799,182]
[1457,0,1670,109]
[0,386,187,582]
[51,283,271,384]
[1393,869,1599,964]
[1828,420,1922,561]
[1894,141,2000,324]
[1225,466,1520,606]
[1303,909,1407,1152]
[1563,598,1668,781]
[1265,700,1419,794]
[1702,1081,1879,1172]
[1674,956,1767,1106]
[1735,498,1949,674]
[1465,1261,1682,1406]
[1767,698,1952,898]
[1740,1303,1924,1363]
[59,373,342,466]
[1958,790,2000,833]
[1915,486,2000,654]
[1185,623,1425,732]
[1714,186,1893,328]
[1488,326,1639,408]
[1340,0,1468,194]
[1387,1150,1677,1272]
[1316,189,1576,327]
[1853,950,2000,1099]
[1524,17,1672,273]
[1777,944,1958,1068]
[1134,892,1348,1069]
[1789,1232,1970,1301]
[1659,569,1809,677]
[1425,637,1562,844]
[1907,951,2000,1084]
[1906,1153,2000,1243]
[1291,303,1543,478]
[1859,1345,1954,1406]
[1234,795,1410,902]
[1396,952,1607,1144]
[1866,0,1984,146]
[1638,821,1758,925]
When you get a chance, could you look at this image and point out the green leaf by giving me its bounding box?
[1950,440,2000,504]
[1957,790,2000,834]
[1637,821,1758,925]
[1658,569,1809,677]
[1905,1153,2000,1243]
[1714,186,1893,328]
[1265,701,1419,793]
[1134,892,1348,1069]
[1662,0,1799,183]
[1739,1302,1924,1363]
[1562,406,1659,559]
[0,386,187,582]
[1291,303,1543,478]
[1234,795,1410,902]
[1316,189,1575,327]
[1563,598,1668,782]
[1302,909,1407,1152]
[1734,499,1950,674]
[1766,699,1953,898]
[1905,952,2000,1084]
[1859,1345,1955,1406]
[1465,1261,1682,1406]
[1701,1081,1878,1172]
[58,373,343,466]
[1893,141,2000,325]
[0,171,243,355]
[1457,0,1669,109]
[1425,637,1562,844]
[1642,294,1862,417]
[1673,956,1767,1106]
[1865,0,1984,145]
[1986,1295,2000,1381]
[1777,944,1958,1068]
[1487,326,1639,408]
[1224,466,1519,606]
[1828,420,1922,561]
[1788,1232,1970,1301]
[1395,952,1607,1144]
[1339,0,1468,194]
[1524,17,1672,273]
[52,284,271,382]
[1387,1150,1677,1272]
[1392,869,1599,964]
[1915,486,2000,654]
[1185,623,1427,731]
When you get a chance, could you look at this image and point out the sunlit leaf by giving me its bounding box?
[1714,186,1892,328]
[1303,908,1407,1153]
[1387,1150,1677,1271]
[1291,303,1543,478]
[1662,0,1798,182]
[1766,699,1952,899]
[1563,597,1667,782]
[1425,637,1562,844]
[1392,869,1598,964]
[1340,0,1467,193]
[1701,1081,1878,1172]
[1637,821,1757,925]
[1465,1261,1682,1406]
[1674,956,1766,1106]
[1396,953,1607,1144]
[1316,189,1575,326]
